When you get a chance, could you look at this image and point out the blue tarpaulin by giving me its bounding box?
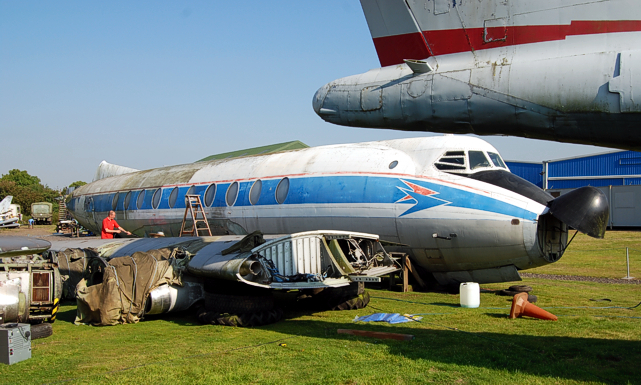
[353,313,422,324]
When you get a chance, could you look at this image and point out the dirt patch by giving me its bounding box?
[0,225,99,242]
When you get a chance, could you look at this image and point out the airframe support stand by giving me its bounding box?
[388,252,427,292]
[179,195,212,237]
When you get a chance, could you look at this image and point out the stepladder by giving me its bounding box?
[179,194,212,237]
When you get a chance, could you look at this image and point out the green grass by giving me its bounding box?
[532,230,641,278]
[2,232,641,384]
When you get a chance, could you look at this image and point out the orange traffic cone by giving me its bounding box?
[509,292,557,321]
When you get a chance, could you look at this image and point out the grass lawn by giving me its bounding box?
[1,232,640,384]
[531,230,641,278]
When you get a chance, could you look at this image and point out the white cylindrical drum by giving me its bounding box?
[459,282,480,308]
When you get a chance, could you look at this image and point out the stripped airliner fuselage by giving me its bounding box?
[68,136,607,285]
[313,0,641,150]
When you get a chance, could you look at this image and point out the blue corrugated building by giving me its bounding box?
[507,150,641,227]
[544,150,641,190]
[505,161,544,188]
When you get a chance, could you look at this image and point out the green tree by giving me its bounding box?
[69,181,87,188]
[0,170,61,217]
[1,169,41,188]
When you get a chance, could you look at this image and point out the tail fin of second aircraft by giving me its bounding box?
[360,0,432,67]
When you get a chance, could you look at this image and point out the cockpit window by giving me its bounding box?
[469,151,491,170]
[435,151,466,171]
[488,152,506,168]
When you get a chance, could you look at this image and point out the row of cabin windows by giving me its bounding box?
[106,177,290,211]
[434,150,507,173]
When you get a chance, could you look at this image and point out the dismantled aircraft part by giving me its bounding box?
[51,248,97,299]
[0,237,51,258]
[196,307,284,327]
[328,291,371,311]
[30,322,53,340]
[144,280,204,315]
[188,231,399,289]
[203,292,274,314]
[0,252,62,324]
[75,248,190,326]
[0,284,26,323]
[547,186,609,239]
[298,282,371,310]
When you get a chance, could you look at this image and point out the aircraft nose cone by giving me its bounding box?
[312,83,334,118]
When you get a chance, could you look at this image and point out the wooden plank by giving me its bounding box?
[337,329,414,341]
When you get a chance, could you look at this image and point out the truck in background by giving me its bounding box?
[31,202,53,225]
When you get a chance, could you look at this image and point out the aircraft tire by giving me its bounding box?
[203,292,274,314]
[498,290,538,303]
[329,291,370,311]
[508,285,533,293]
[30,323,53,340]
[197,308,283,327]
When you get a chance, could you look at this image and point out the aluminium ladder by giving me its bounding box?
[179,195,212,237]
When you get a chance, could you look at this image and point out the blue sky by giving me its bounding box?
[0,1,607,189]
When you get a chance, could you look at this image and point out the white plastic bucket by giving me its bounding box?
[459,282,480,308]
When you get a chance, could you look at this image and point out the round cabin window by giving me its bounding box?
[168,187,178,208]
[389,160,398,169]
[249,180,262,205]
[152,189,161,209]
[275,177,289,204]
[112,193,119,210]
[204,184,216,207]
[124,191,132,210]
[136,190,145,209]
[226,182,239,206]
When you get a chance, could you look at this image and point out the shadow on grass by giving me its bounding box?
[55,296,640,384]
[268,316,640,384]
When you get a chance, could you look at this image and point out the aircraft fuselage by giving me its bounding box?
[69,136,600,285]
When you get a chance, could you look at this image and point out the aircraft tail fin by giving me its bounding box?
[0,196,12,214]
[360,0,431,67]
[93,161,140,182]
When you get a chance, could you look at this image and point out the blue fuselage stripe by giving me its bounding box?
[74,175,538,220]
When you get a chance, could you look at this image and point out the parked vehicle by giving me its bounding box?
[31,202,53,225]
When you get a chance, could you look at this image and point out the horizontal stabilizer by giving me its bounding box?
[93,161,139,181]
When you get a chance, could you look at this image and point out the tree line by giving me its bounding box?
[0,169,86,217]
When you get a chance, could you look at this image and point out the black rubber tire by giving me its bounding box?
[197,308,283,327]
[508,285,533,293]
[496,289,521,297]
[329,291,370,311]
[203,292,274,314]
[30,323,53,340]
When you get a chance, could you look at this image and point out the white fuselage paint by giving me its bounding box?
[69,136,555,284]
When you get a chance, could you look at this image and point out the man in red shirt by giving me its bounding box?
[101,210,132,239]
